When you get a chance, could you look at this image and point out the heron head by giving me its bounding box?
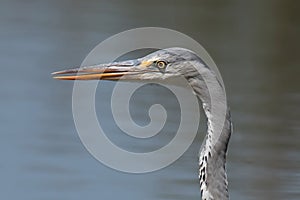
[52,47,203,82]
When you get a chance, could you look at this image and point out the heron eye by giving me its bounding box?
[156,61,166,69]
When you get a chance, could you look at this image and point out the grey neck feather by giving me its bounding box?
[185,61,232,200]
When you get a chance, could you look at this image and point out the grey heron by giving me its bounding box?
[52,47,232,200]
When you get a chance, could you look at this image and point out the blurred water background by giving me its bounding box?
[0,0,299,200]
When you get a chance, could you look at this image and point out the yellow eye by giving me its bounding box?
[156,61,166,69]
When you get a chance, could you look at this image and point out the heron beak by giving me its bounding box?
[52,60,153,81]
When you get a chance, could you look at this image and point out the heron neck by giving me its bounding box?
[188,67,232,200]
[200,109,231,200]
